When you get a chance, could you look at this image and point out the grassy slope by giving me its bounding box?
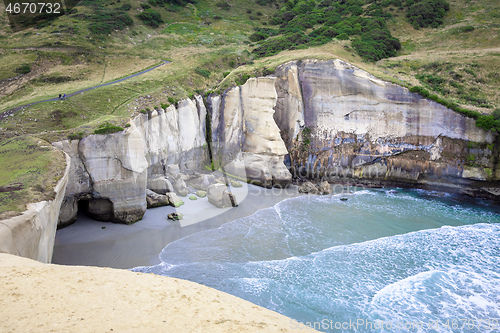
[0,0,498,215]
[0,136,66,219]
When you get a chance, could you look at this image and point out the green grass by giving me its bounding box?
[0,136,66,218]
[0,0,498,214]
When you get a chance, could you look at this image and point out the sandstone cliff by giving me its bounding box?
[0,151,70,263]
[273,59,499,196]
[54,59,499,227]
[54,99,208,225]
[208,77,292,187]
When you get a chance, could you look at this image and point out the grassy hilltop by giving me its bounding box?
[0,0,499,214]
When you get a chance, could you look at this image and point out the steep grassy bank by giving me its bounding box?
[0,0,498,216]
[0,136,66,218]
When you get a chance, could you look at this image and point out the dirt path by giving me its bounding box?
[0,60,170,121]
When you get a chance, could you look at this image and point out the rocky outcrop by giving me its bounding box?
[146,190,183,208]
[208,78,292,187]
[273,59,499,196]
[207,184,238,208]
[54,99,208,225]
[0,152,70,263]
[53,58,500,227]
[298,181,320,194]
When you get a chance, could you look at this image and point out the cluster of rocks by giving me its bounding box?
[298,181,333,195]
[145,165,240,222]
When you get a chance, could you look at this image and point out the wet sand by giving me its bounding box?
[53,183,301,269]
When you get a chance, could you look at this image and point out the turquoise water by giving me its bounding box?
[134,189,500,332]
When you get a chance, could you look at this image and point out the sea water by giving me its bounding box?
[134,189,500,332]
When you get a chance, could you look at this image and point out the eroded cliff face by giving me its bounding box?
[54,59,499,227]
[273,59,499,194]
[54,99,209,225]
[0,152,70,263]
[209,77,292,187]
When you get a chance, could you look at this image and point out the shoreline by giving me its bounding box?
[53,183,303,269]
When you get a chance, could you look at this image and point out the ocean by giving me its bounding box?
[134,188,500,332]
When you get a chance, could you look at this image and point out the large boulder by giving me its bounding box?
[298,181,319,194]
[165,192,184,207]
[207,184,238,208]
[147,176,174,195]
[319,181,332,195]
[166,164,180,177]
[146,190,184,208]
[146,189,170,208]
[187,174,216,190]
[173,177,189,197]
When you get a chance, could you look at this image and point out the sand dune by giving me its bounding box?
[0,253,317,333]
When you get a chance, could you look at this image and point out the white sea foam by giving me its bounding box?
[136,189,500,333]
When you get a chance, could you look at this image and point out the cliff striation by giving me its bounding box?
[273,59,499,197]
[54,59,499,227]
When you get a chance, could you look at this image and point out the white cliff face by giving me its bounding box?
[78,123,148,224]
[296,59,491,143]
[0,152,70,263]
[56,97,209,225]
[273,59,497,186]
[53,59,499,227]
[209,78,292,187]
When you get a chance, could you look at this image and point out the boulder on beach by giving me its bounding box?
[207,184,238,208]
[146,190,184,208]
[167,212,183,221]
[298,181,319,194]
[165,192,184,207]
[147,176,174,195]
[146,189,170,208]
[319,181,332,195]
[187,174,216,190]
[173,177,189,197]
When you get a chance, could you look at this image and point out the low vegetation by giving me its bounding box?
[0,0,498,213]
[0,136,66,218]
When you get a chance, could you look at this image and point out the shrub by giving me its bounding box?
[406,0,449,28]
[235,74,251,86]
[216,1,230,10]
[195,67,211,78]
[167,97,177,104]
[15,64,31,74]
[351,29,401,62]
[120,3,132,10]
[93,122,124,135]
[337,33,349,40]
[137,9,163,27]
[140,3,151,9]
[88,10,133,34]
[476,115,499,132]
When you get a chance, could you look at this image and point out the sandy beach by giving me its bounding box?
[53,183,302,269]
[0,253,318,333]
[0,184,320,332]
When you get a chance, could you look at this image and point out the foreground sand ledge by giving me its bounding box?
[0,253,317,333]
